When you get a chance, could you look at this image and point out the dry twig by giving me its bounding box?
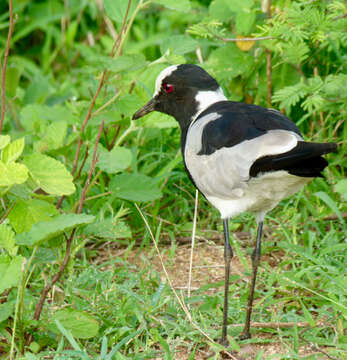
[33,121,104,322]
[0,0,14,134]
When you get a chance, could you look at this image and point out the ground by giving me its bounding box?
[96,233,335,360]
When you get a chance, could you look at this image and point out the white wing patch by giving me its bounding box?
[184,122,305,218]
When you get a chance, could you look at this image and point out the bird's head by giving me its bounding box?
[133,64,226,129]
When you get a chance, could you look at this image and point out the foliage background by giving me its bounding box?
[0,0,346,359]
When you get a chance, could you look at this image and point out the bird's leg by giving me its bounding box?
[221,218,233,346]
[239,220,263,340]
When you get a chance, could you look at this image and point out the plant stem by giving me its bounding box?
[0,0,14,134]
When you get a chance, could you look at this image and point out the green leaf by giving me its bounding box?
[335,179,347,201]
[0,161,28,187]
[20,104,76,133]
[84,219,131,240]
[153,0,191,12]
[235,8,256,35]
[15,214,95,247]
[0,224,17,256]
[0,255,24,293]
[209,0,234,22]
[160,35,198,56]
[107,54,147,73]
[226,0,253,12]
[110,173,162,202]
[103,0,137,24]
[137,111,178,129]
[1,137,25,164]
[0,135,10,150]
[34,121,67,153]
[0,301,14,322]
[207,43,254,80]
[97,145,132,174]
[23,153,75,195]
[314,191,343,222]
[6,66,21,98]
[8,199,59,234]
[50,309,99,339]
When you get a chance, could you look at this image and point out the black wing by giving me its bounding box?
[250,141,337,178]
[195,101,337,178]
[197,101,302,156]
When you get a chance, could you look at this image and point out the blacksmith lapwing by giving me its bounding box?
[133,64,337,344]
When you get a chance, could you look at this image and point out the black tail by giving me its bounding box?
[250,141,337,178]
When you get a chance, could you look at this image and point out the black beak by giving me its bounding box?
[132,98,156,120]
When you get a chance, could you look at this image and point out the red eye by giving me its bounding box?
[163,83,174,93]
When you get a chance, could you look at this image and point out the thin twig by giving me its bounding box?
[299,328,339,360]
[217,35,273,42]
[187,190,198,299]
[0,0,14,134]
[33,121,104,322]
[57,0,133,209]
[77,121,104,214]
[323,212,347,221]
[33,232,74,321]
[0,200,16,224]
[135,204,238,360]
[73,145,89,182]
[226,321,321,329]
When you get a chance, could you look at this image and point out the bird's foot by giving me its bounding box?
[239,331,251,340]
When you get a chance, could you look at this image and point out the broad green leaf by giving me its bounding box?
[153,0,191,12]
[0,161,28,187]
[6,66,21,98]
[235,8,256,35]
[0,224,17,256]
[50,309,99,339]
[23,153,75,195]
[160,35,198,56]
[0,301,14,322]
[209,0,234,22]
[97,145,132,174]
[16,214,95,247]
[84,219,131,240]
[335,179,347,201]
[34,121,67,153]
[0,255,24,293]
[107,93,143,120]
[207,43,254,80]
[103,0,137,23]
[137,112,178,129]
[1,137,25,164]
[107,54,147,73]
[8,199,59,234]
[20,104,77,133]
[23,74,51,104]
[0,135,10,150]
[226,0,253,12]
[110,173,162,202]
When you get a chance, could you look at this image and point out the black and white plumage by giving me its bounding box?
[133,64,337,344]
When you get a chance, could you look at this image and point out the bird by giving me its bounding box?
[132,64,337,344]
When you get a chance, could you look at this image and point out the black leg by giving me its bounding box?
[221,218,233,345]
[239,220,263,340]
